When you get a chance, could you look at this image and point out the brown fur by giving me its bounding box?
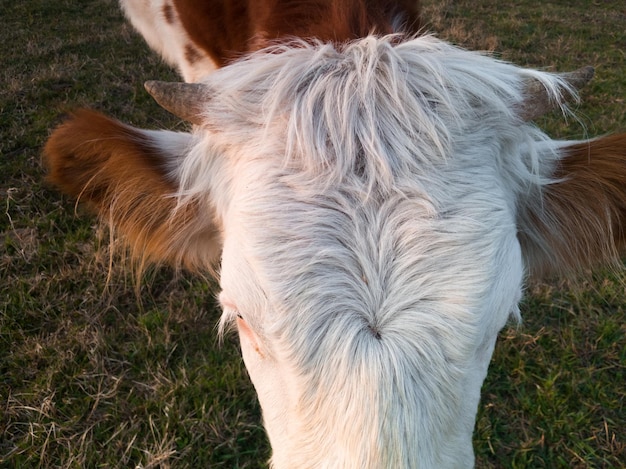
[43,109,221,271]
[172,0,421,66]
[162,3,175,24]
[184,43,203,65]
[519,133,626,277]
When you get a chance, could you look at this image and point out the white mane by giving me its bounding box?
[178,35,573,196]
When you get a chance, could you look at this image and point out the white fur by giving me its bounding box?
[119,0,217,81]
[134,36,577,468]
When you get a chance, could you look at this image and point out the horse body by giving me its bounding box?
[44,2,626,467]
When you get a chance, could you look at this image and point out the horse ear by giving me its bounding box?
[44,109,222,271]
[518,133,626,278]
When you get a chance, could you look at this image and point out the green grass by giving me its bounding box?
[1,0,624,467]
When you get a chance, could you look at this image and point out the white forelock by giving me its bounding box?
[170,35,576,467]
[176,34,574,195]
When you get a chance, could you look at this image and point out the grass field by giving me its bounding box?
[1,0,624,467]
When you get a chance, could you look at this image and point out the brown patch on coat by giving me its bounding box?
[171,0,421,67]
[43,109,220,271]
[162,3,176,24]
[519,133,626,277]
[184,43,203,65]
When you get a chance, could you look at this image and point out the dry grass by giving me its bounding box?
[1,0,624,467]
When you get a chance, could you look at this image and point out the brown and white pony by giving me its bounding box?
[44,1,626,467]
